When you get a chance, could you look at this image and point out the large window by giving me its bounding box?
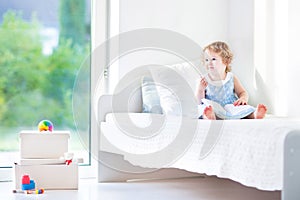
[0,0,91,168]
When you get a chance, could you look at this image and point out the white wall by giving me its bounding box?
[119,0,229,45]
[227,0,258,106]
[117,0,230,78]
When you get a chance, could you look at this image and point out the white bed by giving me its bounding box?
[98,98,300,200]
[101,113,300,191]
[96,64,300,200]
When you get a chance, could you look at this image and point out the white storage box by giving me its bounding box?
[19,130,70,159]
[14,163,78,190]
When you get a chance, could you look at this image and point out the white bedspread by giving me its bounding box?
[100,113,300,191]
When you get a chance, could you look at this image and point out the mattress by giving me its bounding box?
[101,113,300,191]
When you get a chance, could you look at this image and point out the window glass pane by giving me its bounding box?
[0,0,91,166]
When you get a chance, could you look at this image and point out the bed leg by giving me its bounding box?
[98,161,128,182]
[98,151,135,182]
[282,130,300,200]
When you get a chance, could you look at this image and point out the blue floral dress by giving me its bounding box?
[198,72,255,119]
[205,72,237,106]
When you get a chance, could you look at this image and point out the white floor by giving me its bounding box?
[0,176,280,200]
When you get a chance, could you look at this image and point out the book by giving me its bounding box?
[201,99,256,119]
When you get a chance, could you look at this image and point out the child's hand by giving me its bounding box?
[197,77,208,91]
[233,98,247,106]
[195,77,208,103]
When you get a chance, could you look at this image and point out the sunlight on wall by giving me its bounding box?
[273,0,288,116]
[254,0,289,116]
[254,0,267,87]
[287,0,300,117]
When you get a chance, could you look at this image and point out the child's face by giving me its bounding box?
[204,49,227,78]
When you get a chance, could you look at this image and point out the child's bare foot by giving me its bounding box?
[203,105,216,120]
[254,104,267,119]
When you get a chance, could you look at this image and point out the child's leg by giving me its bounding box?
[246,104,267,119]
[203,105,216,120]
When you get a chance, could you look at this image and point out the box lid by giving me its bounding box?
[19,158,65,165]
[19,130,70,138]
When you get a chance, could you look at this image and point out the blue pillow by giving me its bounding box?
[141,76,162,114]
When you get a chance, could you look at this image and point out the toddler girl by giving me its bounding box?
[195,41,267,120]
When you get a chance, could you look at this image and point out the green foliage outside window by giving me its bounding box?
[59,0,87,46]
[0,10,90,150]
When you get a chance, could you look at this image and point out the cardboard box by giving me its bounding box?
[14,163,78,190]
[19,131,70,159]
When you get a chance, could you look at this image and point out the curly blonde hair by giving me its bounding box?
[203,41,233,72]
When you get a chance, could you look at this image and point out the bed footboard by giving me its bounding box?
[283,130,300,200]
[97,93,202,182]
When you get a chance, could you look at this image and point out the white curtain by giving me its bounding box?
[254,0,300,117]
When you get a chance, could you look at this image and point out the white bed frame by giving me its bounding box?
[97,81,300,200]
